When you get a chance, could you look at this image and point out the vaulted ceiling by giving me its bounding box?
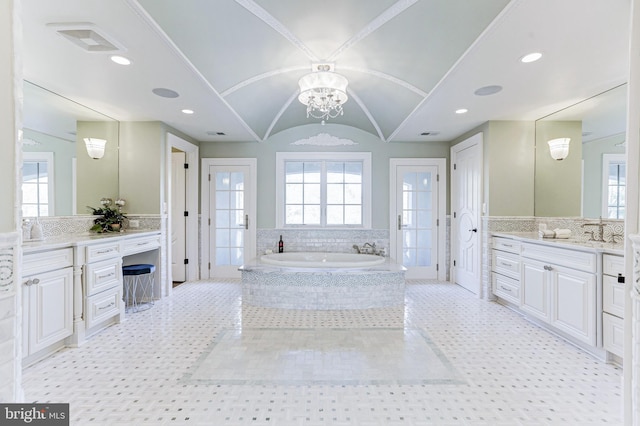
[22,0,630,143]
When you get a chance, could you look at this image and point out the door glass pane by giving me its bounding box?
[215,191,230,209]
[215,170,245,267]
[401,170,435,268]
[216,210,230,228]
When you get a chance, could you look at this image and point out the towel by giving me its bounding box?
[553,228,571,239]
[539,229,555,238]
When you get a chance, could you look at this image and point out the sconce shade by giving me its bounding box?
[547,138,571,161]
[84,138,107,159]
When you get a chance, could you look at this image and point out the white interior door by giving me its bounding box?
[451,134,483,294]
[202,159,256,279]
[171,151,186,282]
[390,159,446,280]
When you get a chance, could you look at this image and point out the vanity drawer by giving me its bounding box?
[521,243,596,273]
[603,254,624,277]
[493,237,521,254]
[123,235,161,256]
[603,312,624,358]
[492,272,520,305]
[86,241,122,263]
[603,275,625,318]
[23,247,73,276]
[85,258,122,296]
[492,250,520,280]
[85,286,121,330]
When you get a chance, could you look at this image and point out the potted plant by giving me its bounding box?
[88,198,127,233]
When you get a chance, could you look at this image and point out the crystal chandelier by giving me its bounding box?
[298,64,348,124]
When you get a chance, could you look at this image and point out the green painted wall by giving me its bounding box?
[76,121,120,213]
[199,124,450,229]
[119,122,164,214]
[451,121,536,217]
[535,120,583,216]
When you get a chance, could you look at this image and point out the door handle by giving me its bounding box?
[398,215,402,231]
[245,214,249,230]
[469,228,478,233]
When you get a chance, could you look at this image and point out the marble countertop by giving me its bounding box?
[492,231,624,256]
[22,229,161,253]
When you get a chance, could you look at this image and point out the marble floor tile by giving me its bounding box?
[22,280,623,425]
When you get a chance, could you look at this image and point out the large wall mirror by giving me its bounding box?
[22,81,119,217]
[534,84,627,219]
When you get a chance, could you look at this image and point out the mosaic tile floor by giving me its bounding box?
[22,280,622,425]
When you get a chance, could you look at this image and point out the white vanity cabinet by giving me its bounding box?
[82,240,123,333]
[521,243,597,346]
[22,247,74,364]
[602,253,624,359]
[491,237,521,305]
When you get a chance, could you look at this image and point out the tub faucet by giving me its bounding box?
[362,242,376,254]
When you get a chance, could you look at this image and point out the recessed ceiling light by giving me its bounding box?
[182,109,194,114]
[521,52,542,63]
[455,109,468,114]
[110,55,131,65]
[152,88,179,98]
[474,85,502,96]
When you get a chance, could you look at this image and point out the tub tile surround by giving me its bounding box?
[257,229,390,256]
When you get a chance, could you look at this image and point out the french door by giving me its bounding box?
[201,159,256,278]
[390,159,446,280]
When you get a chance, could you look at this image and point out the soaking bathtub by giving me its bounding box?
[239,252,406,310]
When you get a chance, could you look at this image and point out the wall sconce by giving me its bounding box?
[547,138,571,161]
[84,138,107,159]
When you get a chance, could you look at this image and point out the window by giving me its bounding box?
[603,154,625,219]
[276,152,371,228]
[22,152,55,217]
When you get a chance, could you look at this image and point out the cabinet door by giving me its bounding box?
[521,259,550,321]
[550,265,596,346]
[29,267,74,354]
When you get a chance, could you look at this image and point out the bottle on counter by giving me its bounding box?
[278,235,284,253]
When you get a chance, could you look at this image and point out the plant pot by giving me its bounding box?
[110,223,121,231]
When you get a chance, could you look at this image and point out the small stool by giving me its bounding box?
[123,264,156,313]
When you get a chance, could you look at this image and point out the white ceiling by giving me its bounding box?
[21,0,631,143]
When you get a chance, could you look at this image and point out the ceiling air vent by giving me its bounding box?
[47,23,126,53]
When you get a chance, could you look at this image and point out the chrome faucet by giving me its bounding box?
[353,242,385,256]
[582,217,608,242]
[362,242,376,253]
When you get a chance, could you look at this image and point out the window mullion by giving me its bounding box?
[321,161,327,227]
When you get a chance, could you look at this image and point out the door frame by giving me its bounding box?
[450,132,483,294]
[165,133,199,291]
[200,158,257,279]
[389,158,447,281]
